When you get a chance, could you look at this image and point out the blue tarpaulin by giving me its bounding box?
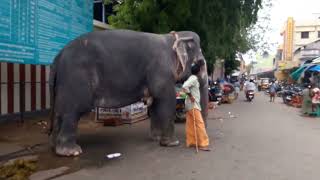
[290,64,318,81]
[308,65,320,72]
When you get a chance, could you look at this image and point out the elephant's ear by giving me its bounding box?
[172,35,194,79]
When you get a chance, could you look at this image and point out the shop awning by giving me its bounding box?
[290,66,307,81]
[290,64,317,81]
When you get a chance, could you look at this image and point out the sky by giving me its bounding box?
[243,0,320,64]
[269,0,320,44]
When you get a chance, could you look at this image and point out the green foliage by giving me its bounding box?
[224,54,241,76]
[108,0,264,74]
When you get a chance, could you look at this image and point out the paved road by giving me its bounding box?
[54,93,320,180]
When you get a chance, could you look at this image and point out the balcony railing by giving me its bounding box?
[301,49,320,57]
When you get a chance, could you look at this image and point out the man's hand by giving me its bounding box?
[189,96,195,103]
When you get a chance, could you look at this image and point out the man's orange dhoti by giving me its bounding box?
[185,108,209,148]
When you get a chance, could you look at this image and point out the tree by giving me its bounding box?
[107,0,266,74]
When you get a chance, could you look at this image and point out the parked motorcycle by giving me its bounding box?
[246,90,255,102]
[175,84,186,122]
[175,95,186,122]
[208,81,223,105]
[282,85,303,106]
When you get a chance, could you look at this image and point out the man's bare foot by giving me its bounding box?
[199,147,211,151]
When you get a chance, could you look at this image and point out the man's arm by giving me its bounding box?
[182,76,196,102]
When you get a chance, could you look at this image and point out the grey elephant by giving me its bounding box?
[49,29,209,156]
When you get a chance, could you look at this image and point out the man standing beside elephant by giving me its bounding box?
[182,62,210,151]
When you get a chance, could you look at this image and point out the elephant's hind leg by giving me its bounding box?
[55,113,82,156]
[149,86,179,147]
[49,115,61,148]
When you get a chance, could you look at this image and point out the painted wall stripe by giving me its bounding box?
[0,63,1,114]
[0,62,51,116]
[36,65,41,110]
[1,63,7,83]
[7,63,14,113]
[20,64,26,114]
[13,64,20,113]
[46,66,50,109]
[25,64,31,112]
[41,65,46,109]
[31,65,36,111]
[1,63,8,114]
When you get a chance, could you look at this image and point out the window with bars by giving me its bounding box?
[301,31,309,39]
[93,0,118,24]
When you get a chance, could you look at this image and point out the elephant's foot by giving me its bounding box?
[49,134,57,149]
[159,137,180,147]
[151,135,161,142]
[150,129,161,141]
[55,143,83,157]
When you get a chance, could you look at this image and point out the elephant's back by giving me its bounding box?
[53,29,173,85]
[88,29,166,53]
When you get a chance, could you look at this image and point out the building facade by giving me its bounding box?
[294,20,320,49]
[275,17,320,80]
[0,0,110,121]
[294,40,320,63]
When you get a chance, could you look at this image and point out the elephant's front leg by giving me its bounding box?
[55,113,82,156]
[149,90,179,147]
[150,113,161,141]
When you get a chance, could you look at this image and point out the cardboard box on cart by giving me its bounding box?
[96,107,123,126]
[96,102,148,126]
[121,102,148,124]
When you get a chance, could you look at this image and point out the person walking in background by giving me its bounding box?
[269,80,277,102]
[234,81,241,99]
[301,84,313,115]
[182,63,210,151]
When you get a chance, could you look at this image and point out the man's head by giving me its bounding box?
[191,63,201,75]
[249,79,254,83]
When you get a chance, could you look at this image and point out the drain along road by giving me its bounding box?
[54,93,320,180]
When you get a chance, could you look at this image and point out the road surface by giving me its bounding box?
[51,92,320,180]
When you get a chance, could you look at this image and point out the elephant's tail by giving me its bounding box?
[48,53,60,135]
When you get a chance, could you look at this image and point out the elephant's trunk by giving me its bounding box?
[198,60,209,125]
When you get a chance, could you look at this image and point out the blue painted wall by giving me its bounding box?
[0,0,93,65]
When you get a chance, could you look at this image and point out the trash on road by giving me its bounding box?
[228,112,237,118]
[106,153,121,159]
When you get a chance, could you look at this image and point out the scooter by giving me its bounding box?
[175,95,186,122]
[246,90,255,102]
[175,84,187,122]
